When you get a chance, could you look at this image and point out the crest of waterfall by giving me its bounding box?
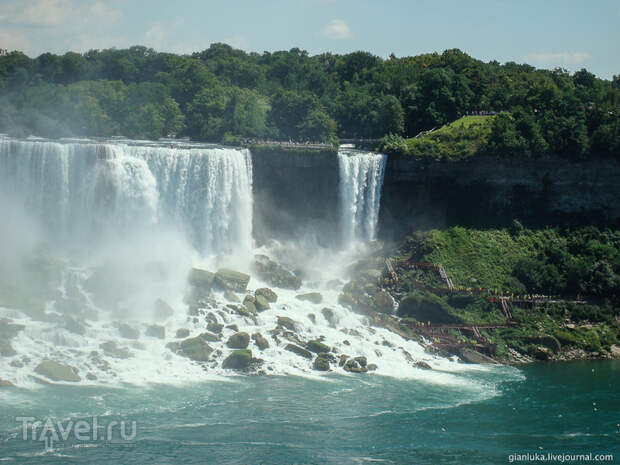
[338,149,387,244]
[0,138,253,256]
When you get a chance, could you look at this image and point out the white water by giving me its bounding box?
[0,137,504,395]
[338,149,387,244]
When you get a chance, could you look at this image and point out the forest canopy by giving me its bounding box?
[0,44,618,159]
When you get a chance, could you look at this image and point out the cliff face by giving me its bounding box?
[379,155,620,238]
[251,148,340,245]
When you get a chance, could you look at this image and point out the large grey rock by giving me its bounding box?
[306,340,330,354]
[254,295,270,312]
[226,332,250,349]
[277,316,298,332]
[175,328,190,338]
[168,336,213,361]
[252,333,270,350]
[285,343,313,359]
[255,288,277,303]
[321,308,337,327]
[214,269,250,292]
[34,361,81,382]
[188,268,215,291]
[100,341,132,359]
[146,325,165,339]
[313,355,330,371]
[251,255,301,290]
[459,348,498,364]
[0,379,15,387]
[117,323,140,339]
[222,349,252,370]
[295,292,322,304]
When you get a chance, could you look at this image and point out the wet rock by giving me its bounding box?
[100,341,132,359]
[229,304,256,318]
[307,313,316,324]
[154,299,174,321]
[224,290,240,303]
[367,363,378,371]
[374,349,383,357]
[295,292,323,304]
[255,288,277,303]
[252,333,270,350]
[207,321,224,334]
[175,328,190,338]
[199,331,221,342]
[533,346,551,361]
[321,308,337,327]
[10,360,24,368]
[343,359,368,373]
[458,348,498,364]
[86,372,97,381]
[313,355,330,371]
[188,268,215,292]
[254,295,270,312]
[342,340,350,346]
[226,324,239,332]
[34,361,81,382]
[0,379,15,387]
[226,332,250,349]
[285,343,313,359]
[214,269,250,292]
[222,349,252,370]
[168,336,213,362]
[354,356,367,368]
[374,290,394,314]
[306,340,330,354]
[146,325,165,339]
[205,312,219,325]
[63,315,86,335]
[338,355,349,366]
[414,361,432,370]
[277,316,298,332]
[117,323,140,340]
[317,352,337,363]
[252,255,302,290]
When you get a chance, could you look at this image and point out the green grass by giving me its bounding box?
[404,115,496,161]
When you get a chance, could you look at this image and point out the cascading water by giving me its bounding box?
[338,149,387,245]
[0,137,253,255]
[0,136,494,390]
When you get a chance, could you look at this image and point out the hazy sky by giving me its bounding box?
[0,0,618,79]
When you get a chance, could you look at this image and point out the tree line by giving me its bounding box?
[0,44,617,158]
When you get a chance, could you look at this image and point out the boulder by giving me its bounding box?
[34,361,81,382]
[199,331,221,342]
[86,373,97,381]
[321,308,337,327]
[117,323,140,339]
[10,360,24,368]
[254,295,270,312]
[146,325,165,339]
[188,268,215,291]
[306,340,330,354]
[169,336,213,361]
[175,328,190,338]
[295,292,323,304]
[244,301,258,315]
[0,379,15,387]
[277,316,298,332]
[458,348,498,364]
[222,349,252,370]
[307,313,316,324]
[214,269,250,292]
[313,355,330,371]
[226,324,239,332]
[343,359,368,373]
[285,343,313,359]
[207,321,224,334]
[414,361,432,370]
[224,289,240,303]
[100,341,132,359]
[338,355,349,366]
[255,288,277,303]
[367,363,378,371]
[226,332,250,349]
[154,299,174,320]
[252,333,270,350]
[354,356,367,368]
[251,255,301,290]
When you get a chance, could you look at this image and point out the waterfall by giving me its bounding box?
[0,137,253,256]
[338,149,387,244]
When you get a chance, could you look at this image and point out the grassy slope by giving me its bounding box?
[404,115,495,161]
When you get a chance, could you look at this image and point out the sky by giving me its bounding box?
[0,0,618,79]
